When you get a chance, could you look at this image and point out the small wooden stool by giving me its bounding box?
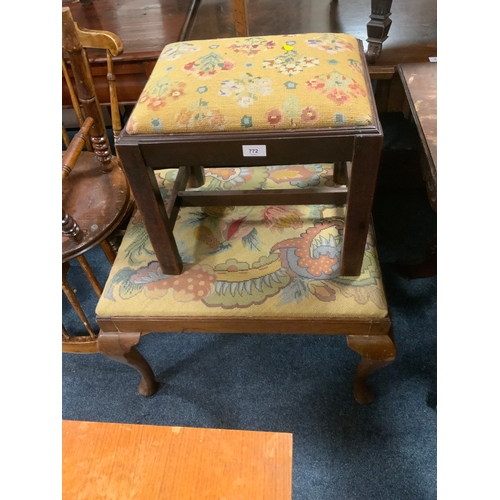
[116,33,383,277]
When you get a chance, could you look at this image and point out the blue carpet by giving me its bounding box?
[62,112,437,499]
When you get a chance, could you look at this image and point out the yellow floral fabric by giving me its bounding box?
[97,164,388,319]
[126,33,372,134]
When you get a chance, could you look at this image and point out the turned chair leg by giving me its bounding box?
[346,328,396,404]
[97,331,159,397]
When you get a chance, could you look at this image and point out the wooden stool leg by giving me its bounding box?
[188,166,206,188]
[346,329,396,404]
[117,144,183,275]
[342,135,383,276]
[333,161,347,186]
[97,331,159,397]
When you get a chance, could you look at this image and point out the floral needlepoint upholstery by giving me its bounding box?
[96,165,388,319]
[126,33,372,134]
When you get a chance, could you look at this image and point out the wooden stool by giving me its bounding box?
[96,164,395,404]
[116,33,383,277]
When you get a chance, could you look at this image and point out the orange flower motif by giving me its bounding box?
[348,81,366,97]
[208,109,226,128]
[306,78,325,91]
[266,108,282,125]
[212,168,238,180]
[175,109,193,127]
[221,60,235,71]
[326,89,350,105]
[167,87,186,100]
[125,115,138,134]
[147,97,166,110]
[301,106,319,123]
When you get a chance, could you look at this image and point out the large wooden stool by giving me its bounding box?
[96,164,395,404]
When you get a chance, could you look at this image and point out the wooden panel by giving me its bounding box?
[398,62,437,209]
[62,420,293,500]
[398,63,437,172]
[134,132,358,169]
[96,315,392,336]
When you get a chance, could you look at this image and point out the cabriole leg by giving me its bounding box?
[346,329,396,404]
[97,331,159,397]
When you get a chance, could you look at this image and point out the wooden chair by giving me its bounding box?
[94,10,396,403]
[62,7,132,352]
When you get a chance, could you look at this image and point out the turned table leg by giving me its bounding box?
[366,0,393,64]
[346,329,396,404]
[97,331,159,397]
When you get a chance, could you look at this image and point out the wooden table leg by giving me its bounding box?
[346,329,396,404]
[97,331,159,397]
[366,0,393,64]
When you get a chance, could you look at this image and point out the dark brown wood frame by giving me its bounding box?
[96,315,394,405]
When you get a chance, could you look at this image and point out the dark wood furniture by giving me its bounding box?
[115,37,381,278]
[232,0,393,63]
[397,62,436,278]
[62,7,132,352]
[95,29,395,404]
[63,420,293,499]
[398,62,436,211]
[366,0,393,63]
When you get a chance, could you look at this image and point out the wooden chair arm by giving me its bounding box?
[62,117,94,180]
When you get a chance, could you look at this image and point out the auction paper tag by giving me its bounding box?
[243,145,267,157]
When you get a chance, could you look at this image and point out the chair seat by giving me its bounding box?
[96,164,387,320]
[125,33,372,135]
[62,152,131,262]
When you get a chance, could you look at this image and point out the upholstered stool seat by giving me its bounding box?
[126,33,372,135]
[97,164,386,319]
[96,165,395,404]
